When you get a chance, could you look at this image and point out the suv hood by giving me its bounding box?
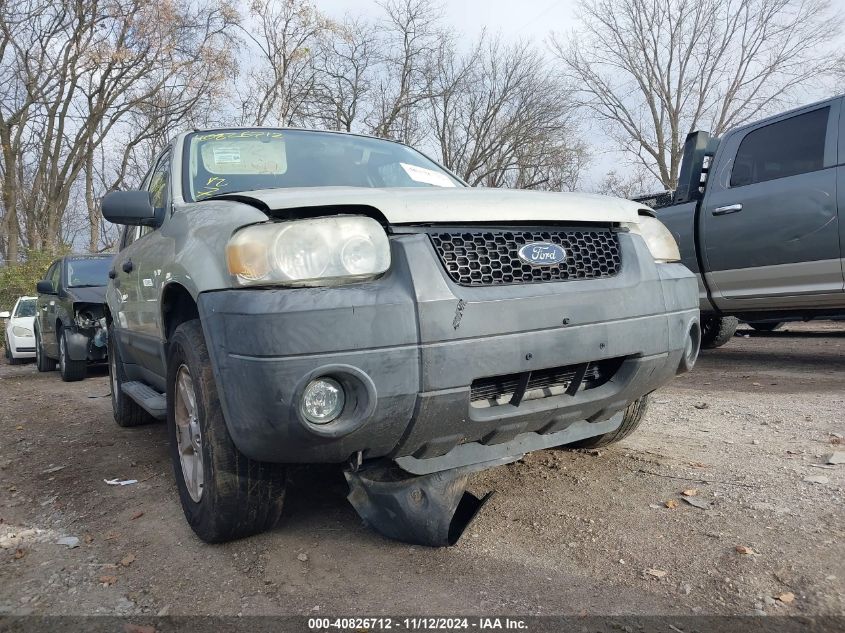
[218,187,645,225]
[65,286,107,304]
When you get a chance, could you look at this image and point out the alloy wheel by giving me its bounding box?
[174,364,204,502]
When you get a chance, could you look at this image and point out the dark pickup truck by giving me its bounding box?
[644,94,845,347]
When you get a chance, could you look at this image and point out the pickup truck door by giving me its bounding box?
[700,98,843,310]
[840,98,845,289]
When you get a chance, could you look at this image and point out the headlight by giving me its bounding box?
[624,216,680,263]
[12,326,33,337]
[226,216,391,286]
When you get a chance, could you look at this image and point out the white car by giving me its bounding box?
[2,296,37,364]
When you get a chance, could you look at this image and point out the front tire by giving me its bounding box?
[167,319,287,543]
[58,329,87,382]
[565,395,650,449]
[5,344,21,365]
[108,324,155,427]
[35,328,57,372]
[701,315,738,349]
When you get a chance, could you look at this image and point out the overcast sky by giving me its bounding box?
[317,0,580,42]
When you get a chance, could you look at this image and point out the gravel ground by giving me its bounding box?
[0,322,842,617]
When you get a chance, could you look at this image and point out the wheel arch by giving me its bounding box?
[161,282,200,351]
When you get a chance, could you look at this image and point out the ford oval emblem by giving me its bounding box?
[517,242,567,266]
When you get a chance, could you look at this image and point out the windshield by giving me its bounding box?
[66,257,114,288]
[14,299,36,317]
[184,129,463,201]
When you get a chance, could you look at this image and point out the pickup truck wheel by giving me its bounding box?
[167,319,286,543]
[748,322,782,332]
[58,329,87,382]
[564,395,650,449]
[700,316,738,349]
[35,328,57,372]
[108,324,155,427]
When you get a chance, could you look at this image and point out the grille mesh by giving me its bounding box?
[429,229,621,286]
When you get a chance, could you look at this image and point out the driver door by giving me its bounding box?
[700,99,842,309]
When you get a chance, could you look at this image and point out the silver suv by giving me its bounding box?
[101,128,700,546]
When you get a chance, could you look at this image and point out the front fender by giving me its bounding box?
[64,328,91,361]
[166,200,269,296]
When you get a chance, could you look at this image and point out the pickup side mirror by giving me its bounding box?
[36,280,55,295]
[102,190,161,226]
[0,311,9,319]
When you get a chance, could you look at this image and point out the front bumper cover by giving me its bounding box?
[198,231,699,469]
[7,332,36,358]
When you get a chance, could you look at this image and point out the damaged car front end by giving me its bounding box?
[34,254,113,381]
[71,303,108,361]
[201,200,700,545]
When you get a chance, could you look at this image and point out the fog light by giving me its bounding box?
[301,378,345,424]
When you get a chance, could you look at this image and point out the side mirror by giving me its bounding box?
[102,190,160,226]
[36,280,55,294]
[0,311,9,319]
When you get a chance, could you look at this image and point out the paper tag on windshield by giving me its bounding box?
[213,147,241,164]
[400,163,456,187]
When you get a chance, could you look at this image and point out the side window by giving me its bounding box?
[41,263,56,293]
[730,107,830,187]
[148,152,172,213]
[49,261,62,290]
[121,226,138,250]
[120,225,151,250]
[120,150,170,251]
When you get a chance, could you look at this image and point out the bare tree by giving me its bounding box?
[594,168,658,199]
[367,0,446,143]
[236,0,331,127]
[431,36,587,189]
[313,17,377,132]
[88,44,239,254]
[552,0,843,190]
[0,0,67,261]
[835,56,845,90]
[0,0,236,257]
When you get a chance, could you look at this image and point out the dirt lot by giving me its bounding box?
[0,322,843,617]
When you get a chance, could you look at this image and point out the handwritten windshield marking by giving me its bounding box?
[195,176,228,199]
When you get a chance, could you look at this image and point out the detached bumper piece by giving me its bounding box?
[345,463,495,547]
